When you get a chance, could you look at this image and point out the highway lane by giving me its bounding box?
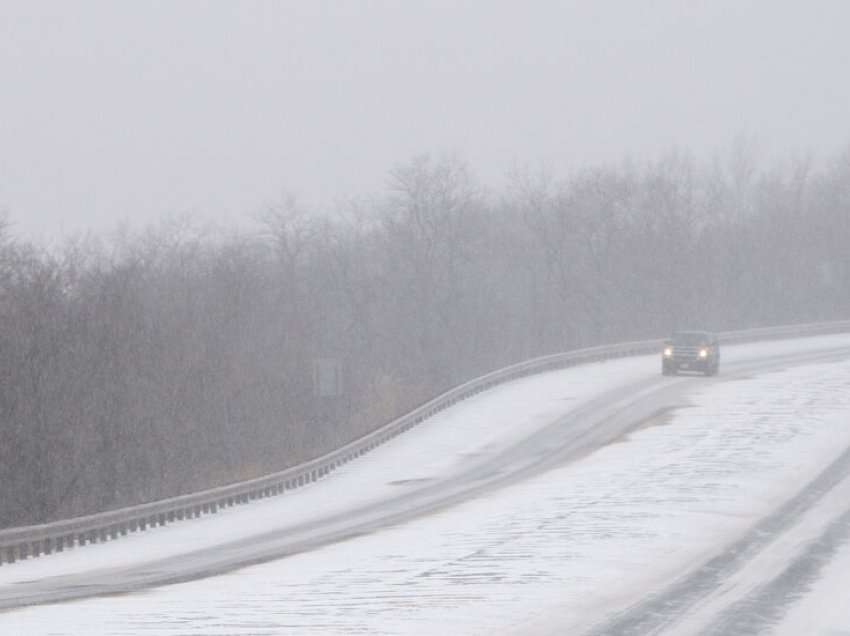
[3,339,849,616]
[583,405,850,636]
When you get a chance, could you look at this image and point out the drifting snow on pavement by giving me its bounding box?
[3,337,850,635]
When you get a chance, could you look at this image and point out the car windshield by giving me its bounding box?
[673,332,710,345]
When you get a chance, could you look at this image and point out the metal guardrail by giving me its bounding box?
[2,320,849,566]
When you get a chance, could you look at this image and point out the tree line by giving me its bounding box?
[1,145,849,527]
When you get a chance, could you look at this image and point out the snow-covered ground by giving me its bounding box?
[3,334,850,634]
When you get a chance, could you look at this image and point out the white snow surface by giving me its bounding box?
[3,334,850,635]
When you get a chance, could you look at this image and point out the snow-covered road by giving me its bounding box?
[771,514,850,635]
[2,335,850,634]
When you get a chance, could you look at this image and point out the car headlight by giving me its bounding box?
[699,348,708,358]
[663,347,673,357]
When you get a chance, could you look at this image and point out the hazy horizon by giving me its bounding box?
[3,0,849,244]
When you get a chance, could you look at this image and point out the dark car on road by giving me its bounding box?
[662,331,719,376]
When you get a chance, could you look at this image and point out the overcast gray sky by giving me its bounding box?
[2,0,849,243]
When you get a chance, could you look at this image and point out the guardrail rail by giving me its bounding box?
[2,319,849,565]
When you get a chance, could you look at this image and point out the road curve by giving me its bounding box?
[2,344,850,614]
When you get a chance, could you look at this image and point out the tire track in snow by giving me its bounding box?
[585,435,850,636]
[697,503,850,635]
